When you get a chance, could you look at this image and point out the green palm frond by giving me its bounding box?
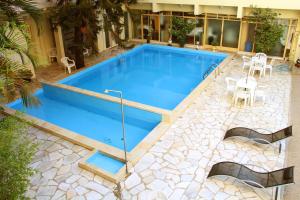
[0,22,39,107]
[0,55,39,107]
[0,0,41,23]
[0,22,29,51]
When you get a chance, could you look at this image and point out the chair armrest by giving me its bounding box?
[67,58,75,64]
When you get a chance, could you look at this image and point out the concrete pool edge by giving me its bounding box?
[40,81,172,122]
[78,150,127,183]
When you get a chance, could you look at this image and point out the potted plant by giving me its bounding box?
[171,17,195,47]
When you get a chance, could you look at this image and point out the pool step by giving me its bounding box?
[79,151,126,183]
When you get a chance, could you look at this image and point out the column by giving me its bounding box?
[53,25,65,65]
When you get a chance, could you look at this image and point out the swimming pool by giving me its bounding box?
[7,44,227,176]
[61,44,227,110]
[8,84,161,152]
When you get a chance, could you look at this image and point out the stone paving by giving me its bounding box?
[25,54,292,200]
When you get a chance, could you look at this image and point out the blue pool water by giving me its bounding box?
[87,152,124,174]
[8,84,161,151]
[61,44,227,110]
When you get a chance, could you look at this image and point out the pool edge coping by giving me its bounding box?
[40,81,172,123]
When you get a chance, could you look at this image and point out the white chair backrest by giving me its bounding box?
[255,53,267,58]
[60,57,69,66]
[255,53,267,65]
[242,56,251,63]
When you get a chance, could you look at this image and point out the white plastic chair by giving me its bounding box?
[234,88,251,107]
[83,47,89,56]
[61,57,76,74]
[225,77,237,96]
[255,53,267,61]
[254,53,267,66]
[251,61,265,78]
[48,48,57,63]
[254,85,266,104]
[242,56,252,71]
[265,59,274,77]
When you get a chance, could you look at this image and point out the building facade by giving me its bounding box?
[26,0,300,67]
[127,0,300,62]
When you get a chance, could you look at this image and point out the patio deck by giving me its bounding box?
[285,69,300,200]
[22,52,293,200]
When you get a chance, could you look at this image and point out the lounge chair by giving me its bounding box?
[224,126,292,153]
[207,161,294,189]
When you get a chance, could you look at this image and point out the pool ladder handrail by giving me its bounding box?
[203,63,218,79]
[117,54,125,64]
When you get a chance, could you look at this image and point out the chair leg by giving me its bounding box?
[68,67,71,74]
[234,96,238,106]
[259,70,262,78]
[244,98,247,107]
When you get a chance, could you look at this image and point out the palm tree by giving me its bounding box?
[50,0,136,69]
[97,0,136,45]
[49,0,102,69]
[0,22,39,106]
[0,0,41,107]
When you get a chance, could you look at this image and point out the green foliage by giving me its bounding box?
[49,0,102,68]
[251,7,283,54]
[96,0,137,46]
[0,0,41,24]
[0,22,40,107]
[171,17,195,47]
[49,0,136,68]
[49,0,101,50]
[0,115,38,199]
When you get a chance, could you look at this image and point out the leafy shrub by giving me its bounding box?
[251,7,283,54]
[171,17,195,47]
[0,115,37,199]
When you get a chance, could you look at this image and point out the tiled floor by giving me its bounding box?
[285,68,300,200]
[23,54,292,200]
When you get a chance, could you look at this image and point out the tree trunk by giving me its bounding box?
[74,26,84,69]
[73,0,84,69]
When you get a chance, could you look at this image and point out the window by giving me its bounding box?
[206,19,222,46]
[222,20,240,48]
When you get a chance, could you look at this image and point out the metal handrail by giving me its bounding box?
[203,63,218,79]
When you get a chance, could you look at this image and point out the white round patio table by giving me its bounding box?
[236,77,257,106]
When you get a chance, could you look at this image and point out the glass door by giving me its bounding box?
[150,15,160,41]
[206,19,222,46]
[222,20,241,48]
[160,15,171,42]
